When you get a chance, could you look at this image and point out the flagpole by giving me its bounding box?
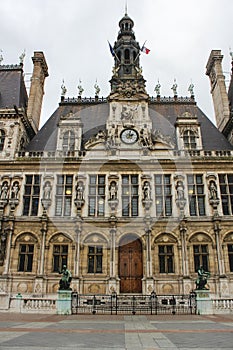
[134,40,147,63]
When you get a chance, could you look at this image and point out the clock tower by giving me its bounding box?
[106,11,152,148]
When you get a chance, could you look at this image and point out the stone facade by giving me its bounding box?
[0,12,233,300]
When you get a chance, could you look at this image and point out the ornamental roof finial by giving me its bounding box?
[77,79,84,97]
[19,49,26,65]
[0,49,3,65]
[61,79,67,97]
[125,1,128,15]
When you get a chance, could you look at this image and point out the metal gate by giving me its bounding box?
[71,292,196,315]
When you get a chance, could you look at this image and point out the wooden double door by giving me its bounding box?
[118,236,143,293]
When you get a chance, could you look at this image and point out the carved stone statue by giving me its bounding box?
[171,81,178,96]
[195,265,210,290]
[61,80,67,97]
[76,181,84,201]
[77,80,84,96]
[0,182,9,200]
[209,180,218,200]
[94,82,100,97]
[43,182,51,200]
[154,82,161,96]
[143,181,151,200]
[176,181,184,200]
[59,265,72,290]
[188,83,194,96]
[109,181,117,200]
[11,181,20,199]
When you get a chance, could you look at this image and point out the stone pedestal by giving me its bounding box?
[195,289,213,315]
[0,293,10,310]
[57,290,72,315]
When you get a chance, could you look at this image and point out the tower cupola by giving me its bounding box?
[109,12,148,101]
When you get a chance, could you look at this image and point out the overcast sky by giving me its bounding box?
[1,0,232,127]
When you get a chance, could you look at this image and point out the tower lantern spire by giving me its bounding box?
[109,12,148,101]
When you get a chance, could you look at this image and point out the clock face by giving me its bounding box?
[120,129,138,144]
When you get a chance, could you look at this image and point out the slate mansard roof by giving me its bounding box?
[25,97,233,152]
[0,64,28,110]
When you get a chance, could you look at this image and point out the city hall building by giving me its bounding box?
[0,12,233,299]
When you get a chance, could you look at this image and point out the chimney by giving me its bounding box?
[206,50,230,132]
[27,51,49,133]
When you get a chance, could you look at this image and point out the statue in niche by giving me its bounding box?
[176,181,185,200]
[76,181,84,201]
[143,181,151,200]
[10,181,20,199]
[209,180,218,200]
[0,182,9,200]
[109,181,117,200]
[43,182,51,200]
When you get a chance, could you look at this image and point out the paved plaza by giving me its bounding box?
[0,313,232,349]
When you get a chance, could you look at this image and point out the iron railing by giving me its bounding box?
[71,292,196,315]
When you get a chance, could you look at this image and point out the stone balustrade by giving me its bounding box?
[212,298,233,314]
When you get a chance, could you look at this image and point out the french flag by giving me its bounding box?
[141,45,150,55]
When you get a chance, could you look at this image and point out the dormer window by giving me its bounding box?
[62,130,75,151]
[183,130,197,149]
[0,130,5,151]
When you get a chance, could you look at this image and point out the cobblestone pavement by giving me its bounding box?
[0,313,232,349]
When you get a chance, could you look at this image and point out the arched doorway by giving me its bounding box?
[118,235,143,293]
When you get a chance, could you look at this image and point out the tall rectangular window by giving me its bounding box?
[88,246,103,273]
[219,174,233,215]
[122,175,138,217]
[193,244,209,272]
[159,245,174,273]
[228,244,233,272]
[23,175,41,216]
[88,175,105,216]
[187,174,205,216]
[18,244,34,272]
[154,175,172,217]
[53,245,68,272]
[55,175,73,216]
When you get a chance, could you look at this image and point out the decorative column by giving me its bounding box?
[110,227,116,278]
[145,228,152,278]
[108,216,118,293]
[143,215,154,294]
[74,219,82,277]
[213,218,224,275]
[3,221,14,275]
[39,214,48,276]
[179,219,189,276]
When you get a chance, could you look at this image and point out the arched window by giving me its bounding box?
[0,130,6,151]
[62,130,75,151]
[124,49,130,64]
[183,130,196,149]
